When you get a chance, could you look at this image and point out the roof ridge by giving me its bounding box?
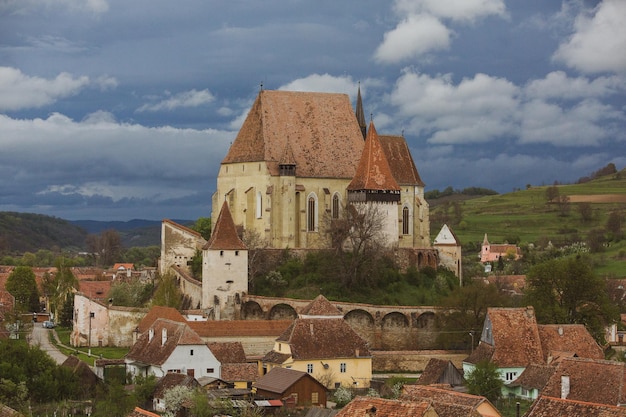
[204,201,247,250]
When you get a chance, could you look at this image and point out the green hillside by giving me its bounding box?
[429,169,626,277]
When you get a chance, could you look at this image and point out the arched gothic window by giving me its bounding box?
[402,206,410,235]
[332,193,340,219]
[307,193,318,232]
[256,191,262,219]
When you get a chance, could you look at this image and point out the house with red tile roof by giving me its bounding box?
[506,363,555,401]
[416,358,465,387]
[525,396,626,417]
[208,341,258,389]
[480,234,521,264]
[400,385,500,417]
[254,367,328,408]
[261,295,372,389]
[336,396,439,417]
[541,357,626,406]
[125,318,220,380]
[152,372,199,413]
[463,307,605,399]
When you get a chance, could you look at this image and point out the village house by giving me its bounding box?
[462,307,603,397]
[151,372,199,413]
[336,396,440,417]
[416,358,465,387]
[254,367,328,408]
[125,318,220,380]
[261,295,372,389]
[541,357,626,406]
[525,396,626,417]
[207,341,258,389]
[401,385,501,417]
[505,363,555,401]
[480,234,522,264]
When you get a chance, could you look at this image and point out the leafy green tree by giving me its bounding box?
[163,385,193,417]
[92,381,136,417]
[108,280,153,307]
[524,255,619,343]
[6,266,40,312]
[606,210,623,240]
[545,184,559,203]
[465,360,503,403]
[50,257,79,319]
[578,202,593,223]
[192,217,212,240]
[152,273,182,309]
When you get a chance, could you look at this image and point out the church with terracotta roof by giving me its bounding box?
[211,88,430,250]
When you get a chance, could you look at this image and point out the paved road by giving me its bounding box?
[30,323,68,365]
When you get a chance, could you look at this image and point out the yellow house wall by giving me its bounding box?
[287,357,372,389]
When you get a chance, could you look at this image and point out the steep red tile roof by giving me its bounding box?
[508,363,555,391]
[347,121,400,192]
[542,357,626,406]
[137,305,187,334]
[300,295,343,317]
[379,135,425,186]
[78,280,112,299]
[126,319,205,366]
[272,317,371,361]
[526,396,626,417]
[465,307,543,368]
[336,396,435,417]
[538,324,604,363]
[207,341,247,363]
[221,363,258,383]
[417,358,464,386]
[188,319,292,338]
[204,201,246,250]
[401,385,492,410]
[223,90,365,179]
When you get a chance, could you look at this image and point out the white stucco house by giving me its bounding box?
[125,318,220,379]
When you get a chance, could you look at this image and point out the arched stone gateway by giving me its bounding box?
[415,311,438,349]
[344,309,376,346]
[381,312,411,350]
[268,303,298,320]
[241,301,264,320]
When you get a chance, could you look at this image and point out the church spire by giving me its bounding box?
[356,83,366,140]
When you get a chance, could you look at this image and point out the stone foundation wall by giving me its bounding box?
[371,350,468,373]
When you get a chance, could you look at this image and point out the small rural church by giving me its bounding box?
[211,88,431,250]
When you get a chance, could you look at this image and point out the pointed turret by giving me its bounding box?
[483,233,489,246]
[204,201,246,250]
[347,121,400,203]
[356,84,367,140]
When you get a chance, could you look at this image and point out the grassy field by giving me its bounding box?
[52,326,129,366]
[429,169,626,277]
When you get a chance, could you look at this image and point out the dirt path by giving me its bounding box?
[30,324,68,365]
[568,194,626,203]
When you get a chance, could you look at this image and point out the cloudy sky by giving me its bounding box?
[1,0,625,221]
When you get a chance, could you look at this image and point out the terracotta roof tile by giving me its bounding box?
[379,135,425,186]
[537,324,604,363]
[466,307,543,368]
[188,319,292,338]
[223,90,365,179]
[207,341,247,363]
[128,407,161,417]
[204,201,247,251]
[542,357,626,406]
[137,305,186,334]
[153,372,199,398]
[336,396,435,417]
[526,396,626,417]
[401,385,487,409]
[300,295,343,317]
[126,319,205,366]
[417,358,464,386]
[254,367,309,394]
[275,317,371,361]
[508,363,555,391]
[348,121,400,192]
[220,363,258,383]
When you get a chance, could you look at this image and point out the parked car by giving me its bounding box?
[43,321,55,328]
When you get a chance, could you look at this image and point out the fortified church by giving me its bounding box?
[160,88,461,318]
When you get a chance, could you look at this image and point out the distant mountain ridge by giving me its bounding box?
[0,213,193,254]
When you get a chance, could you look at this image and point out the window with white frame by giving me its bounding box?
[505,371,518,382]
[307,363,314,374]
[340,363,347,373]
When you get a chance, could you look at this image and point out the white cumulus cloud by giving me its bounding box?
[0,67,89,111]
[553,0,626,74]
[393,0,506,22]
[136,89,216,112]
[525,71,626,100]
[374,14,451,63]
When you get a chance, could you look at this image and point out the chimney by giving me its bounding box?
[148,328,154,341]
[561,375,570,399]
[162,328,167,346]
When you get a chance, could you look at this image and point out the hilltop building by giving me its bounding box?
[211,88,430,250]
[480,233,522,264]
